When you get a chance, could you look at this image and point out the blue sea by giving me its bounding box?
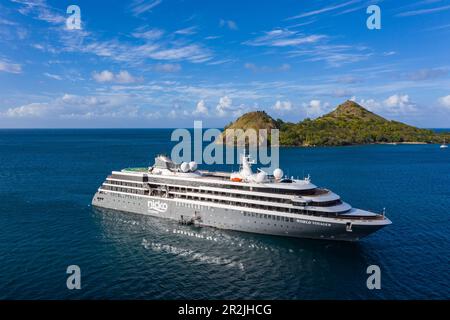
[0,129,449,300]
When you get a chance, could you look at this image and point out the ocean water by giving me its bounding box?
[0,129,449,300]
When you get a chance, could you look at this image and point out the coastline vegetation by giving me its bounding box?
[221,100,450,147]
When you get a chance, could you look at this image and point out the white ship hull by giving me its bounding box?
[92,190,390,241]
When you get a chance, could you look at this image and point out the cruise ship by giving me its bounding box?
[92,155,391,241]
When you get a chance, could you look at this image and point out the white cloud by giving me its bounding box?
[351,94,417,115]
[357,98,381,110]
[385,94,407,107]
[303,100,330,118]
[287,0,359,19]
[44,72,63,80]
[244,63,291,72]
[289,44,372,67]
[116,70,138,83]
[129,0,162,16]
[3,102,50,118]
[405,68,448,81]
[0,18,17,26]
[13,5,213,66]
[146,44,212,63]
[131,28,164,40]
[245,29,325,47]
[193,100,208,115]
[219,19,238,30]
[174,26,197,35]
[13,0,66,25]
[153,63,181,72]
[92,70,141,83]
[396,4,450,17]
[273,100,292,111]
[216,96,233,117]
[92,70,114,82]
[1,93,142,119]
[0,59,22,74]
[438,95,450,108]
[205,35,221,40]
[384,94,412,108]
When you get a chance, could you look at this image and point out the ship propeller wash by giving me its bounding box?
[92,154,391,241]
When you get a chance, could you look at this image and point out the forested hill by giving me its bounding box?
[219,100,450,146]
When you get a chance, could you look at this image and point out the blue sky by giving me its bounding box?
[0,0,450,128]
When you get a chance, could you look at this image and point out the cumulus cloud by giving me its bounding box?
[383,94,417,114]
[216,96,233,117]
[92,70,114,82]
[438,95,450,108]
[217,101,250,118]
[92,70,141,83]
[303,100,330,118]
[351,94,417,115]
[384,94,411,108]
[193,99,208,115]
[353,97,381,111]
[3,102,50,118]
[2,93,138,119]
[116,70,138,83]
[273,100,292,111]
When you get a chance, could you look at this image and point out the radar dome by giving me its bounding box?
[180,162,190,172]
[273,168,283,180]
[255,171,267,183]
[189,161,198,171]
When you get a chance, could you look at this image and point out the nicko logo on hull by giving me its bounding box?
[147,200,168,213]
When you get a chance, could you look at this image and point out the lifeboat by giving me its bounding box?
[230,173,243,182]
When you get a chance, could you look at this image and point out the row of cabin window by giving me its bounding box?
[173,194,315,214]
[101,191,141,200]
[104,186,146,195]
[167,186,291,204]
[111,175,146,182]
[108,180,143,188]
[148,178,316,195]
[243,211,294,222]
[163,184,341,208]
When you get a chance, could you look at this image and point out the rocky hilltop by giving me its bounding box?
[219,100,449,147]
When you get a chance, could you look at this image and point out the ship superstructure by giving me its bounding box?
[92,155,391,241]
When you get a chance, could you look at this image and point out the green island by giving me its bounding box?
[220,100,450,147]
